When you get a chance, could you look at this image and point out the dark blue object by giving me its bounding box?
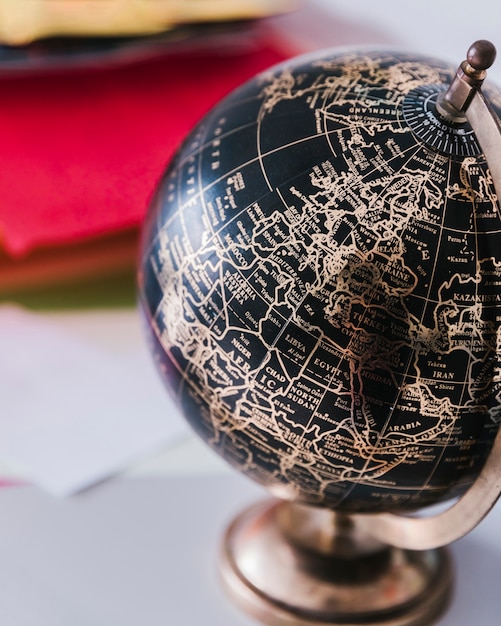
[138,48,501,513]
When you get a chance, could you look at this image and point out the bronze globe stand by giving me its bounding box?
[221,499,453,626]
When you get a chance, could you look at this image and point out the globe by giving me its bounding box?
[138,47,501,515]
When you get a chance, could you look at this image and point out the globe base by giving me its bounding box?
[220,499,453,626]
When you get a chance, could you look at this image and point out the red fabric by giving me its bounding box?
[0,28,291,258]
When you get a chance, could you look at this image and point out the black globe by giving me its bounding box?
[138,48,501,513]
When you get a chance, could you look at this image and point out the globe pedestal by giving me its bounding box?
[220,499,453,626]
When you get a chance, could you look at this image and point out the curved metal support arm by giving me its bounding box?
[354,42,501,551]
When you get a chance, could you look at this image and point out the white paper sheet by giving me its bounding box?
[0,305,188,496]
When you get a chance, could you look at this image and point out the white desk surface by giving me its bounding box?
[3,0,501,623]
[0,474,500,626]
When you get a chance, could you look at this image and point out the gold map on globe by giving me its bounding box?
[138,49,501,513]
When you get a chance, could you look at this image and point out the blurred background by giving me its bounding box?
[1,0,500,307]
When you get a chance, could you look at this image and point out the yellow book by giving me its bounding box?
[0,0,298,44]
